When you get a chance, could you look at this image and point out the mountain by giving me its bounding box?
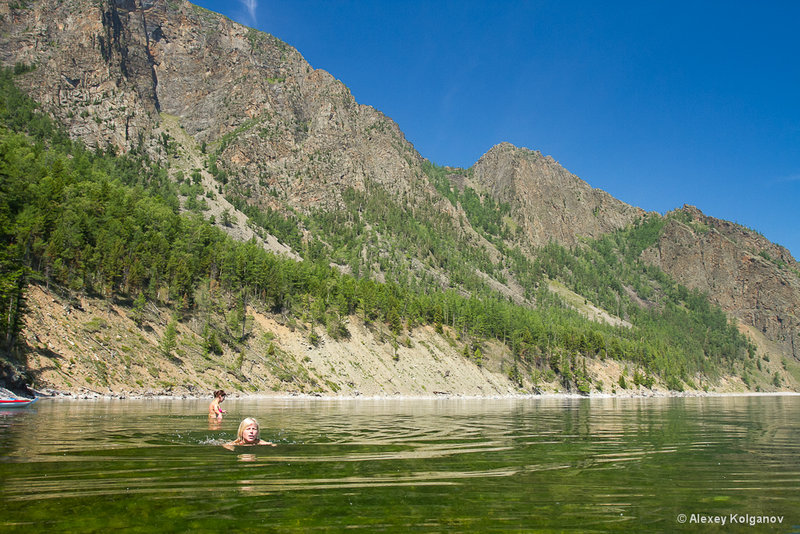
[470,142,645,248]
[2,0,427,207]
[643,206,799,361]
[1,0,798,396]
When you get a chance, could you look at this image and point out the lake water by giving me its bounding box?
[1,395,799,532]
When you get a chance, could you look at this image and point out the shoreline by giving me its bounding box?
[22,387,800,402]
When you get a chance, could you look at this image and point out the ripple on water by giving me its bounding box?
[1,396,799,532]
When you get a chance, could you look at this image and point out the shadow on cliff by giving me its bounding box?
[0,341,63,397]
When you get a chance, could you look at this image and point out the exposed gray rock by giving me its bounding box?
[642,206,800,360]
[471,142,646,248]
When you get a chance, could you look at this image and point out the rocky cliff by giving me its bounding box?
[642,206,799,360]
[0,0,160,150]
[470,142,646,248]
[0,0,430,215]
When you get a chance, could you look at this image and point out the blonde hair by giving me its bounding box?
[235,417,260,442]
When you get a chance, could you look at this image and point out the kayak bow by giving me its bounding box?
[0,397,38,408]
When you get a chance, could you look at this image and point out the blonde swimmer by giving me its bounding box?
[224,417,277,449]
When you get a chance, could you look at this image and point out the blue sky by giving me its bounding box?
[193,0,800,258]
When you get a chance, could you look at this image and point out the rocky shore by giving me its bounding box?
[9,285,798,402]
[23,385,799,403]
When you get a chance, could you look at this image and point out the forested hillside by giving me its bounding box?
[3,67,794,396]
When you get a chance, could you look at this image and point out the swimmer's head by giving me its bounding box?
[237,417,260,444]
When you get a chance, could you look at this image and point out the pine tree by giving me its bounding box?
[160,317,178,358]
[131,292,146,327]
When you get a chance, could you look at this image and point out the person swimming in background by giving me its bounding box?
[209,389,227,418]
[224,417,277,450]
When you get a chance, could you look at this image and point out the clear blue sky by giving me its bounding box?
[193,0,800,258]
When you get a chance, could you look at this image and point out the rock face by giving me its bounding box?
[642,206,800,360]
[143,2,429,212]
[0,0,429,214]
[0,0,161,149]
[471,142,645,248]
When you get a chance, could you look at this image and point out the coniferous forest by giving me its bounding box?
[0,67,765,394]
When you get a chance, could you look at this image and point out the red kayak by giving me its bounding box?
[0,397,38,408]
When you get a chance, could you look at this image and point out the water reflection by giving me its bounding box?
[1,395,799,531]
[208,416,223,431]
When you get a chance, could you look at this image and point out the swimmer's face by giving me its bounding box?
[242,423,259,443]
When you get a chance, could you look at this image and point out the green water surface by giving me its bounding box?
[1,395,798,532]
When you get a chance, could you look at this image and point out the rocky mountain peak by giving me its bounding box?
[2,0,428,213]
[470,142,645,248]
